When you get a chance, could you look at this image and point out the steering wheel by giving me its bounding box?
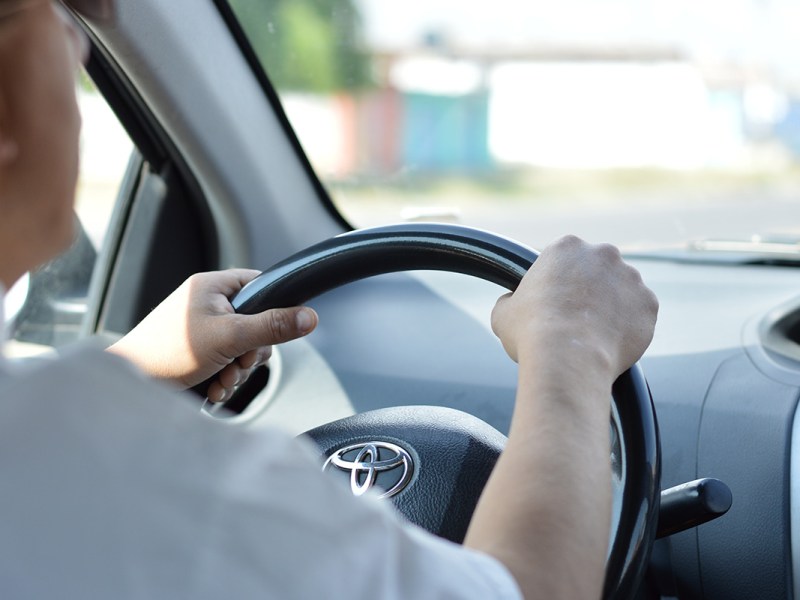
[229,223,660,600]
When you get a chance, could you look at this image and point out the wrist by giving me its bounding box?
[509,326,618,433]
[516,322,617,384]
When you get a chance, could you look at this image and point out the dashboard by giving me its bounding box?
[226,257,800,599]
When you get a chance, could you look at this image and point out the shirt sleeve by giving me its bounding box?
[0,344,522,600]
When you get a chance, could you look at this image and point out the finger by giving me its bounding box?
[222,268,263,289]
[234,306,318,349]
[217,362,243,390]
[193,269,263,298]
[236,348,260,370]
[236,346,272,370]
[222,385,236,403]
[207,380,227,403]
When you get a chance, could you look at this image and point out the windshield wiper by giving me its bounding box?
[625,235,800,266]
[689,237,800,257]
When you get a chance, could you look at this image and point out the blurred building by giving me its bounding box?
[280,0,800,178]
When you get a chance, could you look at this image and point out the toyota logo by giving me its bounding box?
[323,441,413,499]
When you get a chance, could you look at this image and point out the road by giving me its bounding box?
[339,190,800,251]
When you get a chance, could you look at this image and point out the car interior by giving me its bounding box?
[6,0,800,598]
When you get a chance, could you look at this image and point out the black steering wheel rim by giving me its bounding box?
[231,223,660,600]
[231,223,537,313]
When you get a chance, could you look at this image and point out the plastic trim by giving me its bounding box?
[791,396,800,600]
[211,0,352,232]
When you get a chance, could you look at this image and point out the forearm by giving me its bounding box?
[464,348,614,600]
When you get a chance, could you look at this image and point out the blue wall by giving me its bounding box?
[401,91,491,171]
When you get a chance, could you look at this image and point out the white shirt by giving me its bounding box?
[0,291,521,599]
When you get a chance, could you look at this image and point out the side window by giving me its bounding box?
[3,74,134,357]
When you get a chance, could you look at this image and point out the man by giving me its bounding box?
[0,1,658,598]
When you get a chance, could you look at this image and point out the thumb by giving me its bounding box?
[234,306,318,348]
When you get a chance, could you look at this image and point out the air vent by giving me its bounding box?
[761,307,800,365]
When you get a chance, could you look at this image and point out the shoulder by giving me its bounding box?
[0,340,302,473]
[0,340,210,431]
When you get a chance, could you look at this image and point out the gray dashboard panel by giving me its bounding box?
[306,273,518,434]
[696,353,798,599]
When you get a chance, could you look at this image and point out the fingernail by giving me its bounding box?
[296,308,314,333]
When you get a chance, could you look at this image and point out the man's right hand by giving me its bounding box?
[491,234,658,382]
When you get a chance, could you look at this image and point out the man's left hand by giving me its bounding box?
[108,269,318,402]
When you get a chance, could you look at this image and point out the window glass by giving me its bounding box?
[3,73,134,357]
[228,0,800,252]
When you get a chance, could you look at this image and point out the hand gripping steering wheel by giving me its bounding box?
[229,223,660,600]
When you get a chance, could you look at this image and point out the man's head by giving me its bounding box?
[0,0,92,289]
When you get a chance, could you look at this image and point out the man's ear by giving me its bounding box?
[0,93,18,167]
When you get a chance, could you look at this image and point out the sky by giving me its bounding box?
[356,0,800,86]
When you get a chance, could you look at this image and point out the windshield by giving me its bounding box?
[227,0,800,252]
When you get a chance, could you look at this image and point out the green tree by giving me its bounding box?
[229,0,371,92]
